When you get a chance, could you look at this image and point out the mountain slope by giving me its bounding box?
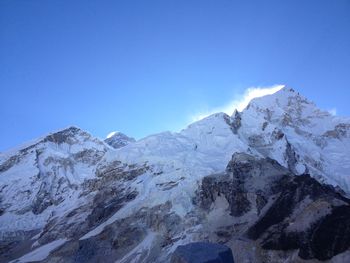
[238,87,350,191]
[0,127,109,234]
[197,153,350,262]
[104,132,136,149]
[1,87,350,262]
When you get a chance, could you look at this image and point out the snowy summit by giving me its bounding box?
[1,87,350,263]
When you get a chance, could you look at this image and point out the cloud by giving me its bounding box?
[328,108,337,116]
[190,84,285,122]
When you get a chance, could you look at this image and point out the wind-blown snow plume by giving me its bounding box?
[191,85,284,122]
[106,131,118,139]
[2,87,350,263]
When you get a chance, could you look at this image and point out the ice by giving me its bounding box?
[2,86,350,259]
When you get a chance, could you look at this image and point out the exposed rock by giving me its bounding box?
[284,139,299,174]
[198,153,289,217]
[262,121,268,131]
[249,175,350,260]
[86,187,138,229]
[104,132,136,149]
[171,242,234,263]
[37,184,138,246]
[43,126,90,145]
[45,202,183,263]
[3,88,350,263]
[324,123,350,139]
[272,129,284,140]
[0,155,22,173]
[0,229,40,263]
[226,110,241,134]
[95,161,149,182]
[197,153,350,261]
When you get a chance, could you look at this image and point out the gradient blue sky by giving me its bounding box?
[1,0,350,151]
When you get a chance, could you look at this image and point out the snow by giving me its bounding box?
[0,127,108,234]
[113,113,249,171]
[238,86,350,191]
[2,86,350,261]
[286,197,333,232]
[116,232,156,263]
[104,131,136,149]
[10,239,67,263]
[81,113,253,239]
[107,131,118,139]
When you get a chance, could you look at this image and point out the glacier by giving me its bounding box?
[1,87,350,263]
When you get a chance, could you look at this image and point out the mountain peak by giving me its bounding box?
[43,125,92,145]
[0,126,92,158]
[274,85,307,99]
[104,131,135,149]
[278,85,296,93]
[51,125,85,136]
[2,87,350,263]
[243,86,318,118]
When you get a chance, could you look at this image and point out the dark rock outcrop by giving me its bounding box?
[225,110,241,134]
[197,153,350,261]
[197,153,289,217]
[171,242,234,263]
[324,123,350,139]
[250,175,350,260]
[44,201,183,263]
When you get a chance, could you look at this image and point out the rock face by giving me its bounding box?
[42,201,183,263]
[171,242,234,263]
[197,153,350,261]
[248,177,350,260]
[2,87,350,262]
[199,153,289,217]
[0,126,108,233]
[0,127,144,262]
[104,132,136,149]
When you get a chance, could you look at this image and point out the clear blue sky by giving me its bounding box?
[1,0,350,151]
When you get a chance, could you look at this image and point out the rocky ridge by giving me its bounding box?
[1,87,350,262]
[104,132,136,149]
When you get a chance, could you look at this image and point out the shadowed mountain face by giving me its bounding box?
[198,153,350,261]
[171,242,234,263]
[104,132,136,149]
[2,88,350,262]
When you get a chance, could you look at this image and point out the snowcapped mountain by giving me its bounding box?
[104,132,136,149]
[1,87,350,263]
[0,127,109,234]
[239,88,350,190]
